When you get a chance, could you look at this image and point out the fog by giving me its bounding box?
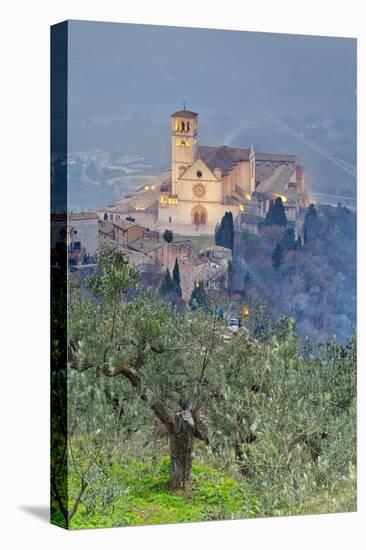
[66,20,357,204]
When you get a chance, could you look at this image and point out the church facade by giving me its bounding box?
[103,108,310,236]
[157,109,309,234]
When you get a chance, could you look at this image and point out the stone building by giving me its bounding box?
[106,108,310,236]
[98,218,144,247]
[68,211,99,258]
[194,245,232,291]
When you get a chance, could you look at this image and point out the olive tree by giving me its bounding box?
[68,247,222,490]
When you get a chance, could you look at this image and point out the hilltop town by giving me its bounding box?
[52,108,313,303]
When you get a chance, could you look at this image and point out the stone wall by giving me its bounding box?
[163,241,195,302]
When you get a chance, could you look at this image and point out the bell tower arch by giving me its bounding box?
[171,108,198,195]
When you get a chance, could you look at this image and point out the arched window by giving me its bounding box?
[181,140,186,147]
[175,119,180,132]
[192,205,208,225]
[103,212,108,220]
[181,121,185,132]
[187,121,191,132]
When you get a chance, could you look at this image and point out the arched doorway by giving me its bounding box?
[192,205,208,225]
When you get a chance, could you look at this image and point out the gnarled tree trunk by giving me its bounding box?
[169,410,195,490]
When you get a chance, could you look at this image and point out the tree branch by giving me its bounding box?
[102,362,175,429]
[68,340,176,431]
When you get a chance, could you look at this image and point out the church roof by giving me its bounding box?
[171,110,198,118]
[198,145,251,175]
[128,237,163,255]
[110,218,140,231]
[256,152,297,162]
[111,170,171,211]
[255,164,296,194]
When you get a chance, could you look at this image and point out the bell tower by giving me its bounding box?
[171,108,198,195]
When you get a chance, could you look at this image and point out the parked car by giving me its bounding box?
[228,318,240,333]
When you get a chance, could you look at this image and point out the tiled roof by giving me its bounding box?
[128,237,162,255]
[198,145,251,175]
[102,242,154,269]
[256,153,297,162]
[99,220,114,235]
[69,211,98,220]
[171,110,198,118]
[111,219,139,231]
[255,164,296,194]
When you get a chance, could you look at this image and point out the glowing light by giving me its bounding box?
[243,305,250,319]
[245,193,252,201]
[239,204,244,212]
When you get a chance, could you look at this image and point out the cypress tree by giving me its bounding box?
[303,203,318,243]
[272,197,288,227]
[215,212,234,251]
[189,280,207,310]
[172,258,182,298]
[272,242,284,270]
[281,227,296,250]
[163,229,173,243]
[215,223,222,247]
[265,197,287,227]
[227,211,234,251]
[159,268,174,297]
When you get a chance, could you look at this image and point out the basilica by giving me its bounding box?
[102,108,310,235]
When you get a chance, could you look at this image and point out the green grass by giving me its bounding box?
[69,457,246,529]
[64,454,356,529]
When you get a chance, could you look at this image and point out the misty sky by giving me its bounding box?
[66,20,356,197]
[68,20,356,119]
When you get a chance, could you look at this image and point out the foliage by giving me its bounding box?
[215,211,234,251]
[281,227,296,251]
[272,242,284,270]
[59,244,357,528]
[264,197,288,227]
[172,258,182,298]
[207,322,356,517]
[231,204,356,342]
[159,268,175,297]
[67,456,245,528]
[159,266,182,305]
[303,203,319,243]
[189,280,208,310]
[163,229,173,243]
